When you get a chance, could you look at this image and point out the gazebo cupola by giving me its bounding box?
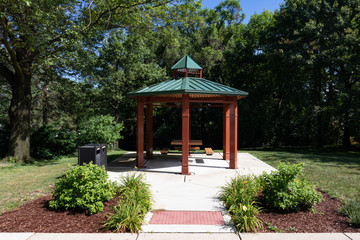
[172,55,203,79]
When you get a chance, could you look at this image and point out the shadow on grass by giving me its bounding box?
[245,146,360,169]
[18,150,128,167]
[24,155,77,167]
[108,153,125,163]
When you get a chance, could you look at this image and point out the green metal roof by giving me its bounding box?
[128,77,248,97]
[171,55,203,70]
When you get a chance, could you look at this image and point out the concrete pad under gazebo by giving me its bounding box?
[128,55,248,175]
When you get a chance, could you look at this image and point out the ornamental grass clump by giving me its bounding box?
[104,173,152,233]
[219,175,263,232]
[261,162,322,212]
[49,163,117,215]
[229,203,262,232]
[339,200,360,227]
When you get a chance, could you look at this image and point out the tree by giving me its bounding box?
[78,115,124,147]
[82,30,167,148]
[270,0,360,146]
[0,0,187,162]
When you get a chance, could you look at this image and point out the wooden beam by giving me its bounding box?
[152,104,223,108]
[137,98,145,168]
[146,103,153,159]
[229,99,238,169]
[189,97,238,103]
[223,103,230,160]
[182,94,190,175]
[145,97,182,103]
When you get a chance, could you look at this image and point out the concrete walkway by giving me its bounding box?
[107,152,275,233]
[1,232,359,240]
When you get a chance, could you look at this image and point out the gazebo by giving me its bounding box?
[128,55,248,175]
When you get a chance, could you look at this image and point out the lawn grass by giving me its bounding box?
[243,147,360,203]
[0,150,127,215]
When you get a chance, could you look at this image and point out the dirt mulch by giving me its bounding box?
[0,192,359,233]
[0,195,118,233]
[259,192,360,233]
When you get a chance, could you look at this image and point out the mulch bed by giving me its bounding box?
[0,192,359,233]
[259,192,360,233]
[0,195,119,233]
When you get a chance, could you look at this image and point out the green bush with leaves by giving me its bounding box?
[339,200,360,227]
[31,124,77,159]
[261,162,322,211]
[104,173,152,233]
[219,175,263,232]
[49,163,117,215]
[78,115,124,146]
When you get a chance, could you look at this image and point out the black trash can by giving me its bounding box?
[78,144,107,170]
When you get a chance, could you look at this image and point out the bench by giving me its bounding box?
[160,148,169,155]
[174,146,200,151]
[205,148,213,155]
[171,140,203,152]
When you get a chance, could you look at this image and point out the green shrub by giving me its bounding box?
[261,162,322,212]
[49,163,117,215]
[104,173,152,233]
[78,115,124,147]
[339,200,360,227]
[219,175,263,232]
[31,124,77,159]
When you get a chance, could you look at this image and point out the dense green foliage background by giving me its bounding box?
[1,0,359,159]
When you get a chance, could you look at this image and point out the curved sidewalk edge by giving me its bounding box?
[1,232,360,240]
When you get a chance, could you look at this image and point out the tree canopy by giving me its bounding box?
[0,0,359,161]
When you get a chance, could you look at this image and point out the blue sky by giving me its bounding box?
[201,0,284,23]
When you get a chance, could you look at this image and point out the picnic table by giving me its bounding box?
[170,140,203,146]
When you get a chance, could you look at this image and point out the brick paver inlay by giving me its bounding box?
[149,211,225,225]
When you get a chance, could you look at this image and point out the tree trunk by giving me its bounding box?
[316,113,324,147]
[42,83,48,125]
[342,111,351,147]
[8,73,32,162]
[113,101,120,149]
[315,65,324,147]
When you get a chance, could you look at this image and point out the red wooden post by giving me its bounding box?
[137,98,145,168]
[223,103,230,160]
[189,111,191,156]
[199,70,202,78]
[182,94,190,175]
[146,103,153,159]
[229,99,238,169]
[185,68,189,77]
[235,100,238,163]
